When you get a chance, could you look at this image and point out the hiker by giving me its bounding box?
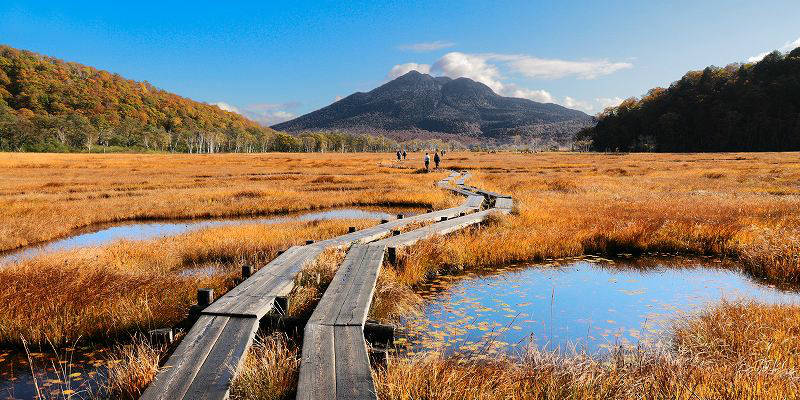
[424,152,430,171]
[396,150,401,161]
[442,149,446,156]
[434,151,441,169]
[402,150,407,160]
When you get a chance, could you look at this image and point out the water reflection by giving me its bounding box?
[0,346,110,399]
[403,256,800,356]
[0,208,405,266]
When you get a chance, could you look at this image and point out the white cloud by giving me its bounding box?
[503,85,554,103]
[213,102,240,114]
[398,41,455,52]
[562,96,595,113]
[388,51,633,113]
[492,54,633,79]
[596,96,624,109]
[387,62,432,79]
[431,52,505,92]
[212,102,299,125]
[748,36,800,62]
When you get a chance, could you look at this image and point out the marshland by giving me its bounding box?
[1,151,799,399]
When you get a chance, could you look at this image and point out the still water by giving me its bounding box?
[0,208,402,266]
[404,256,800,356]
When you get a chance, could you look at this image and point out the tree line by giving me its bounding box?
[577,47,800,152]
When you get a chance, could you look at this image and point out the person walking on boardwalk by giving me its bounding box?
[433,151,441,169]
[402,150,407,160]
[424,152,430,171]
[396,150,401,161]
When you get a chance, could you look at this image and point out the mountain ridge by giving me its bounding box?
[273,71,593,144]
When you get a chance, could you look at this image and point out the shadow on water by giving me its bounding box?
[402,254,800,357]
[0,207,417,266]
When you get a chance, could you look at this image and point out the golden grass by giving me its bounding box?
[229,333,300,400]
[0,219,374,347]
[0,152,457,252]
[375,301,800,400]
[399,152,800,286]
[101,337,166,400]
[5,151,800,397]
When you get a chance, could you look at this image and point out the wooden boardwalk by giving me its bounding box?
[296,171,512,400]
[142,170,512,400]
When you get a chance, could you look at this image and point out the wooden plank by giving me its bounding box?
[307,245,370,326]
[182,317,259,400]
[140,315,229,400]
[201,246,304,315]
[297,324,336,400]
[334,325,376,400]
[335,244,384,326]
[466,195,484,208]
[376,210,491,249]
[203,245,321,318]
[495,197,513,210]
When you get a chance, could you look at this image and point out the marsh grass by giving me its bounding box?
[0,219,374,347]
[100,336,166,400]
[288,248,346,319]
[375,301,800,400]
[0,153,456,253]
[229,333,300,400]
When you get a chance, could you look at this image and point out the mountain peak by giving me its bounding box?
[273,71,592,143]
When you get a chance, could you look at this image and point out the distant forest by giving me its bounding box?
[0,45,433,153]
[578,47,800,152]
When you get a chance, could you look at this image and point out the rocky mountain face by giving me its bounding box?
[273,71,593,144]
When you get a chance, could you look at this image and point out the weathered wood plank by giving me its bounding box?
[334,325,376,400]
[140,315,229,400]
[376,210,492,249]
[182,317,259,400]
[307,245,370,326]
[201,246,304,315]
[465,195,484,208]
[203,245,321,318]
[335,244,385,326]
[495,197,513,210]
[297,324,336,400]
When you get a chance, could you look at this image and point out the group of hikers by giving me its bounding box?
[395,149,446,172]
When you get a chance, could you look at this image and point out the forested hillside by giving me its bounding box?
[0,45,282,152]
[0,45,414,153]
[578,47,800,152]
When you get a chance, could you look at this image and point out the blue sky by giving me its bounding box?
[1,1,799,124]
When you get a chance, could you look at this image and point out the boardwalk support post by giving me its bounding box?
[241,265,253,279]
[148,328,174,345]
[440,216,448,222]
[197,288,213,308]
[364,321,395,346]
[387,247,397,265]
[392,230,401,236]
[380,219,389,224]
[348,226,357,233]
[397,214,404,219]
[306,240,315,245]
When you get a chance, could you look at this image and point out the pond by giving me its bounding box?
[0,208,406,266]
[0,346,112,399]
[402,255,800,356]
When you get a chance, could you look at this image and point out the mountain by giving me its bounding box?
[578,47,800,152]
[0,45,276,152]
[273,71,593,144]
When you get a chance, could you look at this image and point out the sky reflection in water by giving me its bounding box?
[403,256,800,356]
